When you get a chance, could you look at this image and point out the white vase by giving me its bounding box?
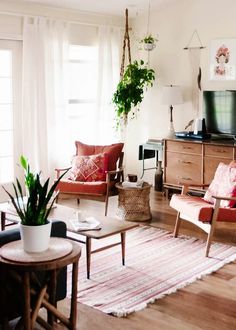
[20,221,52,253]
[144,43,156,51]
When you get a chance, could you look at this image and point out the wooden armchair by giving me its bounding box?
[55,141,124,216]
[170,162,236,257]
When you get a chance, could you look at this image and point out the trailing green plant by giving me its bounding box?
[2,156,66,226]
[112,60,155,126]
[140,34,158,44]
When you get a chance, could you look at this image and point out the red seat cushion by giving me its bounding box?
[170,194,214,222]
[170,194,236,223]
[57,180,107,196]
[75,141,124,171]
[69,153,108,182]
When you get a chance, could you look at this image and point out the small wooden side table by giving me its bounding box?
[0,238,81,330]
[116,182,152,221]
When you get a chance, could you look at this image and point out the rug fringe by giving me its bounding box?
[108,254,236,317]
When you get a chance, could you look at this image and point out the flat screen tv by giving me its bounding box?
[203,90,236,138]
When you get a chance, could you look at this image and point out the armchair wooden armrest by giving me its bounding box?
[105,167,124,183]
[55,167,71,179]
[212,195,236,202]
[105,167,124,175]
[178,182,210,195]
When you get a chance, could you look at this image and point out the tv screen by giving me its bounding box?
[203,90,236,136]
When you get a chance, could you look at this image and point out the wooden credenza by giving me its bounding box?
[163,139,236,190]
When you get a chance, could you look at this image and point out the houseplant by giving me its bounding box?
[112,60,155,126]
[140,34,158,51]
[3,156,66,252]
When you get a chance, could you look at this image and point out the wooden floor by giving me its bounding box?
[44,190,236,330]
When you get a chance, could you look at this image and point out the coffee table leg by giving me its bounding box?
[1,211,6,231]
[86,237,92,279]
[121,232,126,266]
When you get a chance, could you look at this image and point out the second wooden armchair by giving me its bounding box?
[55,141,124,216]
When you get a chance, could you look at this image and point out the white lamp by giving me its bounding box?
[162,85,183,138]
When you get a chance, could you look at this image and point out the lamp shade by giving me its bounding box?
[162,85,183,105]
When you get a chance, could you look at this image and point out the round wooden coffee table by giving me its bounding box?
[116,182,152,221]
[0,238,81,330]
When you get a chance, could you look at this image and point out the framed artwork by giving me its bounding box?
[210,38,236,80]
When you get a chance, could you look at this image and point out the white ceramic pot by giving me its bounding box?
[144,43,156,51]
[20,221,52,253]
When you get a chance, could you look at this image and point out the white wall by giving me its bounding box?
[125,0,236,183]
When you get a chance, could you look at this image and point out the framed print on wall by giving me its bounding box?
[210,38,236,80]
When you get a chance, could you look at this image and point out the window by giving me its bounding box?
[67,45,98,145]
[0,40,22,200]
[0,49,14,183]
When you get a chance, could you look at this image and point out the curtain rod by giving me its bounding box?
[0,9,124,28]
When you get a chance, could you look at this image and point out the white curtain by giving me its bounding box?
[22,16,69,177]
[96,25,122,144]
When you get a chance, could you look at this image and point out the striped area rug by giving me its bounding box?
[68,226,236,317]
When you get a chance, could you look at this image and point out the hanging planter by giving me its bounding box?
[112,60,155,126]
[140,34,158,51]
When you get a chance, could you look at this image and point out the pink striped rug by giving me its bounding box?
[68,226,236,317]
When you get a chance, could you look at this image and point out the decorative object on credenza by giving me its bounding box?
[2,156,66,252]
[162,85,183,139]
[210,39,236,81]
[184,119,194,131]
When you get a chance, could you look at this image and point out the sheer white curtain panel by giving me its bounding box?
[22,16,69,177]
[96,25,122,144]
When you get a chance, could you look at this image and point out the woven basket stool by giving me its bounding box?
[116,182,152,221]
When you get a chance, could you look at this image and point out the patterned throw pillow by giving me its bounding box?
[69,153,108,182]
[203,162,236,207]
[75,141,124,171]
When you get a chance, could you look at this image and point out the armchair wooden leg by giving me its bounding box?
[205,222,216,257]
[173,212,181,237]
[205,199,220,257]
[105,197,109,216]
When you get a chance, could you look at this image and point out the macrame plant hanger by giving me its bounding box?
[184,30,205,119]
[119,9,132,129]
[120,8,131,79]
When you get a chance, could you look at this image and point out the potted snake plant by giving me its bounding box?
[3,156,66,252]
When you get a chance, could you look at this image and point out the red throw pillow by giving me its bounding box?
[75,141,124,171]
[69,153,108,182]
[203,162,236,207]
[228,161,236,207]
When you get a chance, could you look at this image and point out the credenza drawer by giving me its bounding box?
[204,156,232,183]
[166,140,202,154]
[165,167,201,185]
[204,145,233,158]
[166,152,201,169]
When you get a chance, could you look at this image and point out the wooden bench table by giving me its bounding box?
[0,238,81,330]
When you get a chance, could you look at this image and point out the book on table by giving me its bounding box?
[69,217,101,232]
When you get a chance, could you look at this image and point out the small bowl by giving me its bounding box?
[127,174,138,182]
